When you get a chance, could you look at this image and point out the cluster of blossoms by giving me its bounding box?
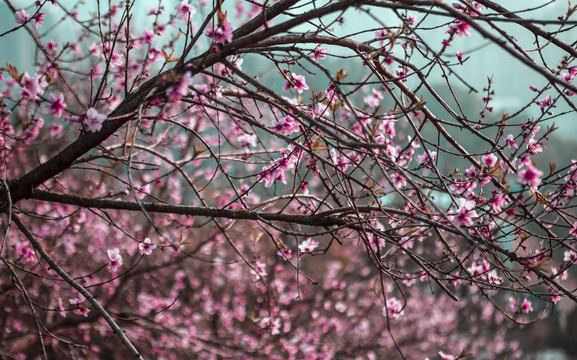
[15,9,45,28]
[259,147,301,188]
[2,1,577,359]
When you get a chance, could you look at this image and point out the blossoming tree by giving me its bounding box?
[1,0,577,358]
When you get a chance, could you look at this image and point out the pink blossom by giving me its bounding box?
[237,133,257,147]
[453,198,478,227]
[488,270,503,285]
[508,297,517,312]
[529,125,540,138]
[517,162,544,191]
[57,298,66,318]
[481,153,498,168]
[47,92,67,117]
[283,73,309,94]
[392,172,407,188]
[250,260,267,279]
[490,191,508,213]
[46,40,57,52]
[300,181,309,194]
[20,73,45,100]
[505,134,518,149]
[15,9,30,24]
[375,28,388,46]
[537,94,552,110]
[206,20,234,44]
[166,71,193,103]
[299,238,319,253]
[562,72,574,83]
[521,298,533,313]
[330,149,349,172]
[139,238,157,255]
[570,222,577,236]
[383,298,404,319]
[456,51,463,63]
[175,0,196,23]
[526,139,543,155]
[84,108,107,132]
[33,12,45,28]
[449,19,472,37]
[143,30,154,44]
[439,352,456,360]
[259,317,281,335]
[417,151,436,165]
[272,115,300,136]
[564,250,577,263]
[69,295,85,306]
[312,46,328,62]
[107,248,123,272]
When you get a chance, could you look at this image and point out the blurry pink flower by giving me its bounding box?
[570,222,577,236]
[237,133,257,147]
[508,297,517,311]
[312,46,328,62]
[15,9,30,24]
[505,134,518,149]
[47,92,67,117]
[175,0,196,22]
[537,94,552,110]
[166,71,193,103]
[69,295,85,306]
[272,115,300,136]
[490,191,508,213]
[453,198,478,227]
[143,30,154,44]
[259,317,281,335]
[521,298,533,313]
[383,298,404,319]
[456,51,463,63]
[417,151,436,165]
[107,248,123,272]
[439,352,456,360]
[57,298,66,318]
[206,20,234,44]
[33,12,45,28]
[299,238,319,253]
[283,73,309,94]
[526,139,543,154]
[139,238,157,255]
[564,250,577,263]
[84,107,107,132]
[392,172,407,188]
[481,153,498,168]
[517,162,543,191]
[20,73,45,100]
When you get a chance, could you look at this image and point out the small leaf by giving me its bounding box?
[217,9,228,25]
[161,49,179,63]
[193,145,207,158]
[252,229,263,244]
[458,348,473,358]
[276,238,287,250]
[2,63,22,83]
[336,68,347,82]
